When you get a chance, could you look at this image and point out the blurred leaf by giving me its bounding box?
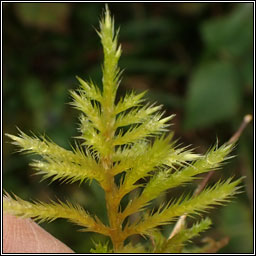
[147,90,184,109]
[122,18,173,39]
[23,77,45,110]
[23,77,48,130]
[51,82,68,116]
[239,54,253,87]
[14,3,70,32]
[201,4,253,57]
[218,201,253,253]
[74,4,101,26]
[120,59,180,74]
[183,61,241,130]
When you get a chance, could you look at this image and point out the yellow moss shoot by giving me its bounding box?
[4,5,245,253]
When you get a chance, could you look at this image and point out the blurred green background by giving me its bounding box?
[3,2,253,253]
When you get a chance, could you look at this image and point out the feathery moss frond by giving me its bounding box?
[30,157,102,185]
[6,130,103,184]
[113,139,149,162]
[99,4,121,105]
[117,134,175,199]
[159,218,212,253]
[76,76,102,102]
[124,177,242,238]
[6,130,76,161]
[3,193,109,236]
[115,91,147,114]
[192,142,235,171]
[114,114,174,146]
[121,141,234,219]
[90,241,113,253]
[69,89,102,132]
[4,5,245,253]
[163,145,201,168]
[6,129,99,166]
[114,103,162,128]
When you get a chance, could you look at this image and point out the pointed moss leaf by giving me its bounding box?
[115,91,147,114]
[90,241,113,253]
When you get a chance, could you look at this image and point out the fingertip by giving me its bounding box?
[3,213,74,253]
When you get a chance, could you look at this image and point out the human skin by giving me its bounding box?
[3,213,74,253]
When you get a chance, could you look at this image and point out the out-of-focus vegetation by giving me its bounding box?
[3,3,253,253]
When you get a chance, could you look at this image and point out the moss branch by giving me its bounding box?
[3,193,109,236]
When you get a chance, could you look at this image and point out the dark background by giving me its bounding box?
[3,2,253,253]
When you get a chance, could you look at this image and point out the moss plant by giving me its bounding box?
[4,6,244,253]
